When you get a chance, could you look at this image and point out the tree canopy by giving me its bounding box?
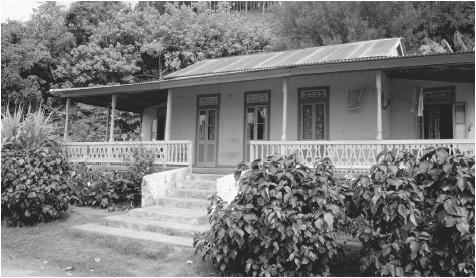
[1,1,474,141]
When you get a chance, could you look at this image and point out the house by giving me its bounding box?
[52,38,475,172]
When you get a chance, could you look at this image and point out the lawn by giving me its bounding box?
[1,206,216,277]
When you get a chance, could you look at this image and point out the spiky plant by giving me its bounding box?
[1,105,60,150]
[1,105,23,147]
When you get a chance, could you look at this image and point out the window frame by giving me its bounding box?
[243,91,271,161]
[298,86,330,140]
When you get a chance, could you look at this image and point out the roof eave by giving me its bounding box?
[51,52,474,98]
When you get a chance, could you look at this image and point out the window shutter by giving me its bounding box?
[453,103,466,139]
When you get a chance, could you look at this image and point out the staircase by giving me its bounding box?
[72,173,222,247]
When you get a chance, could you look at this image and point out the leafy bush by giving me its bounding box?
[1,148,71,226]
[69,146,155,208]
[349,148,474,276]
[193,156,346,276]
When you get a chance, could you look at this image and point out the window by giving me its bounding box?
[245,92,270,141]
[453,103,466,139]
[247,106,267,140]
[299,87,329,140]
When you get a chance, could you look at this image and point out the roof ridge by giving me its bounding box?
[181,37,402,64]
[165,37,403,78]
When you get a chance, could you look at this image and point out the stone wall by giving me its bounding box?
[141,167,191,207]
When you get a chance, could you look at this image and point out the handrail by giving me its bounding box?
[63,140,193,167]
[249,139,475,171]
[249,139,475,145]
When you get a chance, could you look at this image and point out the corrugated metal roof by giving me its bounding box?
[165,38,404,80]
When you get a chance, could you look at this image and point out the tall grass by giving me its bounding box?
[1,105,60,150]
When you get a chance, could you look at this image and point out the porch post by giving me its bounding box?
[281,77,288,141]
[105,106,110,141]
[164,89,172,141]
[376,71,383,140]
[109,94,117,142]
[63,98,70,139]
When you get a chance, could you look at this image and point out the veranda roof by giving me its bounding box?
[165,38,405,80]
[50,37,474,107]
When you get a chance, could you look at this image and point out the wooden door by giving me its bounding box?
[301,102,326,140]
[424,104,452,139]
[196,101,219,167]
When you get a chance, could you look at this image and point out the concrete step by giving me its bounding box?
[178,179,216,190]
[187,173,225,181]
[102,215,210,238]
[169,188,215,199]
[71,223,193,247]
[156,197,209,210]
[191,168,233,175]
[128,206,209,225]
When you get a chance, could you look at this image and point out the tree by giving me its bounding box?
[1,21,52,107]
[65,1,126,45]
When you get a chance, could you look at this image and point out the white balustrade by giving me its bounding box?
[249,139,475,171]
[63,140,193,167]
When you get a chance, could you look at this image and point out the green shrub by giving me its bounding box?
[69,146,155,208]
[349,148,474,276]
[193,156,346,276]
[1,148,71,226]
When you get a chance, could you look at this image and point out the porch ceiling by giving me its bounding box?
[385,64,475,83]
[72,90,167,113]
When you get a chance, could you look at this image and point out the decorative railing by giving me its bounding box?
[249,139,475,171]
[63,140,193,167]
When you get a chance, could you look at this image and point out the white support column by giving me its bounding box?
[376,71,383,140]
[64,98,70,140]
[105,106,110,142]
[281,77,288,141]
[109,94,117,142]
[164,89,172,141]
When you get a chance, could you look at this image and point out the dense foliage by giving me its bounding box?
[194,156,346,276]
[349,148,474,276]
[195,148,474,276]
[1,105,71,226]
[1,148,71,226]
[2,2,474,140]
[69,146,155,208]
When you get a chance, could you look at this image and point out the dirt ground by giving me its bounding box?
[1,206,216,277]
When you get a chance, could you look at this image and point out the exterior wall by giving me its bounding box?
[286,71,380,140]
[141,104,166,140]
[140,70,474,167]
[168,79,282,167]
[389,79,475,139]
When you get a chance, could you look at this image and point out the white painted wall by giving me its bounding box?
[140,71,474,167]
[389,79,475,139]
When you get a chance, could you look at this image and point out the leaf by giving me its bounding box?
[323,212,334,228]
[245,204,254,210]
[220,263,226,272]
[409,213,417,226]
[443,198,458,215]
[436,148,449,162]
[398,204,407,220]
[396,267,404,277]
[456,222,469,235]
[382,245,392,257]
[387,178,404,189]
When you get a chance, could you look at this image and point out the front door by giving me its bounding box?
[424,104,453,139]
[422,87,455,139]
[196,95,219,167]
